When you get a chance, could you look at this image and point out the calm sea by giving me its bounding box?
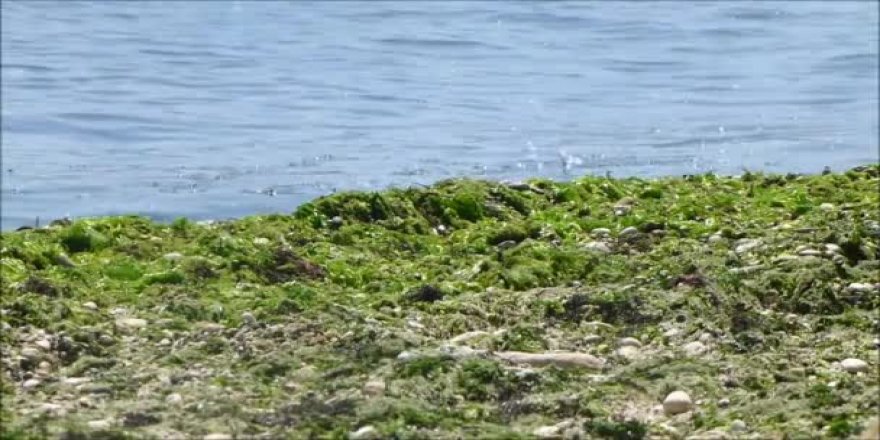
[2,1,878,229]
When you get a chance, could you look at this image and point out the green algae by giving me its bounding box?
[1,165,879,439]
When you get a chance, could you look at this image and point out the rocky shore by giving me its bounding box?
[2,166,878,439]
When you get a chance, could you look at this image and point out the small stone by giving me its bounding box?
[619,226,639,238]
[329,216,344,227]
[397,351,418,362]
[698,332,713,343]
[195,322,225,333]
[82,301,98,311]
[583,334,603,344]
[798,249,823,257]
[682,341,708,357]
[663,328,681,338]
[163,252,184,262]
[591,228,611,238]
[824,243,842,254]
[87,419,113,430]
[840,358,869,373]
[241,312,257,327]
[166,393,183,405]
[40,403,64,416]
[663,390,693,415]
[717,398,730,408]
[533,425,561,439]
[614,205,632,216]
[20,347,42,361]
[253,237,270,245]
[35,339,52,350]
[363,379,385,396]
[63,377,90,386]
[731,419,748,433]
[847,283,878,293]
[616,346,641,361]
[203,434,231,440]
[818,203,835,211]
[734,239,761,254]
[707,234,726,244]
[583,241,612,254]
[349,425,380,440]
[54,254,77,268]
[158,338,171,346]
[115,317,147,332]
[618,337,642,348]
[22,378,41,389]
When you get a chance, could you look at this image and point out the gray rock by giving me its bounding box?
[583,241,612,254]
[731,419,748,433]
[663,390,693,415]
[349,425,380,440]
[841,358,869,373]
[618,337,642,348]
[734,239,761,254]
[163,252,184,262]
[591,228,612,238]
[619,226,639,238]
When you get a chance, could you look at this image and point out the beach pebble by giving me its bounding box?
[87,419,114,430]
[734,239,761,254]
[731,419,748,433]
[663,390,693,415]
[841,358,869,373]
[363,379,385,396]
[583,334,603,344]
[583,241,612,254]
[847,283,878,293]
[682,341,708,356]
[616,345,641,361]
[40,403,65,416]
[63,377,90,386]
[533,425,562,439]
[241,311,257,327]
[591,228,611,238]
[618,337,642,348]
[619,226,639,238]
[115,318,148,332]
[163,252,184,262]
[349,425,380,440]
[21,347,42,361]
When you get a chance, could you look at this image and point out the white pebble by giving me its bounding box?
[707,234,726,244]
[819,203,835,211]
[82,301,98,311]
[717,398,730,408]
[349,425,380,440]
[115,318,148,332]
[363,379,385,396]
[682,341,707,357]
[20,347,42,360]
[34,339,52,350]
[532,425,561,439]
[22,378,41,389]
[847,283,878,293]
[663,390,693,415]
[163,252,184,262]
[841,358,869,373]
[583,241,612,254]
[166,393,183,405]
[734,239,761,254]
[731,419,748,432]
[87,419,113,430]
[619,226,639,238]
[616,345,641,361]
[618,337,642,348]
[591,228,611,238]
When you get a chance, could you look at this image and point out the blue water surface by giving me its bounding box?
[2,1,878,229]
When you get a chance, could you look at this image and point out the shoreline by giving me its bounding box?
[2,165,878,438]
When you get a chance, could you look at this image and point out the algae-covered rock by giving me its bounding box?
[1,165,878,438]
